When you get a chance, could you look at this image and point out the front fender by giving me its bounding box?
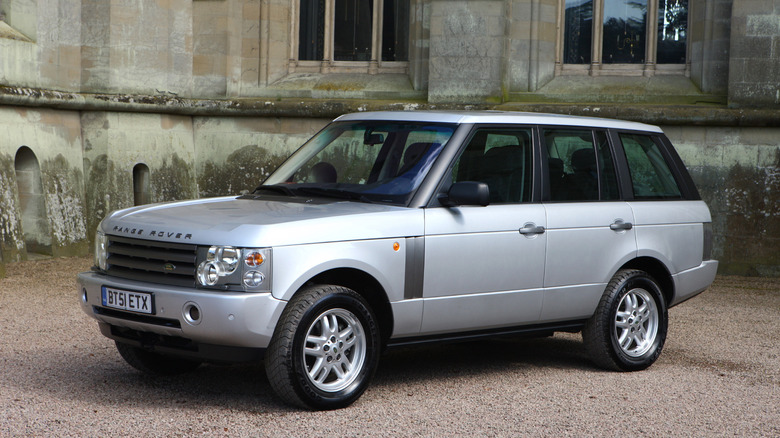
[271,239,407,303]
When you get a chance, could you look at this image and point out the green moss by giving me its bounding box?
[0,153,24,262]
[153,153,197,202]
[199,145,287,197]
[84,154,111,247]
[40,154,89,257]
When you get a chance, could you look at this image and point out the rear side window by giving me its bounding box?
[619,133,682,199]
[544,128,619,201]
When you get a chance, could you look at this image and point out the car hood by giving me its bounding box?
[101,196,424,247]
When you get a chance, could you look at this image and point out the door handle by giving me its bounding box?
[519,223,545,235]
[610,220,633,231]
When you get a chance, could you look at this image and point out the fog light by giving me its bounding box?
[243,270,265,287]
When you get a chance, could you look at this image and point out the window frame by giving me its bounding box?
[449,126,537,205]
[608,129,701,201]
[555,0,691,77]
[289,0,410,74]
[540,126,622,203]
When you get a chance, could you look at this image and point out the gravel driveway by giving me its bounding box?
[1,257,778,437]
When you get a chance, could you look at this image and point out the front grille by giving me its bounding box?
[106,235,198,287]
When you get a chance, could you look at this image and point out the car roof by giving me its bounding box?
[334,110,663,133]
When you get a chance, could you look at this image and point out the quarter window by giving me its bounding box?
[619,133,682,199]
[451,129,533,204]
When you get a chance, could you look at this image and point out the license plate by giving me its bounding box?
[101,287,154,314]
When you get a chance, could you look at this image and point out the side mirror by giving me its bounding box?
[440,181,490,207]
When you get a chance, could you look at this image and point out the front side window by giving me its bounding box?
[263,121,455,205]
[450,128,533,204]
[561,0,687,72]
[297,0,409,67]
[619,133,681,199]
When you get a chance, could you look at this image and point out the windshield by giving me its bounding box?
[261,120,457,205]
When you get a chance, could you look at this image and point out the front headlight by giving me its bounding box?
[196,246,272,292]
[94,230,108,271]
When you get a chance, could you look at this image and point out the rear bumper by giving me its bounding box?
[670,260,719,307]
[78,271,287,359]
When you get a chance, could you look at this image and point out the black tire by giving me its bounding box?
[265,285,380,410]
[115,341,201,375]
[582,269,668,371]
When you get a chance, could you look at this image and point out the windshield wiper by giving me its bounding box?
[250,185,298,197]
[295,187,377,204]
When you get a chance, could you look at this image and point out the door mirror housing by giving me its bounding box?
[440,181,490,207]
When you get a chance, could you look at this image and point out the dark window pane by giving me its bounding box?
[602,0,647,64]
[544,129,600,201]
[334,0,373,61]
[299,0,325,60]
[382,0,409,61]
[452,129,533,204]
[657,0,687,63]
[619,133,682,199]
[564,0,593,64]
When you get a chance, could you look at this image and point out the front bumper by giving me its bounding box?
[77,271,287,360]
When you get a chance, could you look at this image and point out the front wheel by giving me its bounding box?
[582,269,668,371]
[265,285,380,409]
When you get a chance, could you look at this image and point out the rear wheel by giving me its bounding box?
[265,285,380,410]
[115,341,201,375]
[583,269,668,371]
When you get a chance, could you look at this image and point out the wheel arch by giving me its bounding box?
[301,268,394,347]
[618,257,675,306]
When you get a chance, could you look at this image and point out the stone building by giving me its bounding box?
[0,0,777,276]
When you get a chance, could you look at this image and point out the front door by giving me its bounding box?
[420,127,546,334]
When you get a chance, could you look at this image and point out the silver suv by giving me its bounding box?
[78,111,718,409]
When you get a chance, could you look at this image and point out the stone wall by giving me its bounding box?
[0,106,87,261]
[0,0,778,277]
[665,126,780,276]
[728,1,780,106]
[428,0,506,102]
[689,0,732,96]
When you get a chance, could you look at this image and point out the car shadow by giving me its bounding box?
[9,333,594,412]
[373,333,594,388]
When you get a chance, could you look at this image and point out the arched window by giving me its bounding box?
[14,146,51,255]
[133,163,150,206]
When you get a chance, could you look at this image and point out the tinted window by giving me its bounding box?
[451,128,533,204]
[619,133,682,199]
[545,128,618,201]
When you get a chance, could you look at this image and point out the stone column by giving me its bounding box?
[689,0,732,96]
[428,0,507,103]
[727,0,780,107]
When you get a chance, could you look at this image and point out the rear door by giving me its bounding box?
[615,132,706,278]
[541,127,637,322]
[421,126,546,334]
